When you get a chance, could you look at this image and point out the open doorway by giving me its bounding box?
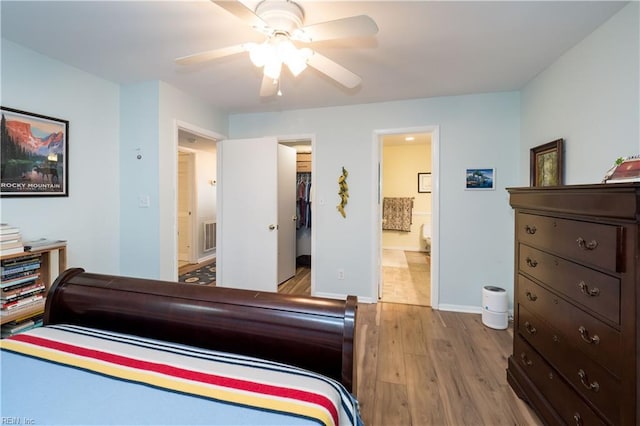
[377,128,437,307]
[176,127,218,279]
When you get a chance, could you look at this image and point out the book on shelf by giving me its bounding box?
[1,253,41,267]
[1,269,40,283]
[1,313,44,337]
[23,238,66,251]
[0,224,20,236]
[1,240,24,250]
[1,273,40,291]
[1,286,45,307]
[1,293,44,311]
[0,233,21,242]
[1,261,41,276]
[1,281,45,299]
[0,224,24,256]
[0,246,24,256]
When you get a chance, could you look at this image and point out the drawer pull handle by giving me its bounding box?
[525,291,538,302]
[578,281,600,297]
[578,326,600,344]
[520,352,533,366]
[525,225,537,234]
[578,369,600,392]
[573,413,583,426]
[525,257,538,268]
[524,321,537,335]
[576,237,598,251]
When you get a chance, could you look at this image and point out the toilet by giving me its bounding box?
[421,222,431,253]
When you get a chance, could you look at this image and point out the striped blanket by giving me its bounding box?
[1,325,362,426]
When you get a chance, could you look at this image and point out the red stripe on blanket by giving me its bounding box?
[11,334,339,425]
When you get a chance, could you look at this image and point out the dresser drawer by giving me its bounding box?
[514,335,607,426]
[519,244,621,325]
[518,275,621,378]
[517,213,623,272]
[518,305,621,424]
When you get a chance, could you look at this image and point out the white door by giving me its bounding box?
[177,151,194,263]
[217,137,279,292]
[277,145,297,284]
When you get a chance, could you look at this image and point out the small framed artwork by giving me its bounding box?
[465,168,495,190]
[0,107,68,197]
[530,139,564,187]
[418,172,431,193]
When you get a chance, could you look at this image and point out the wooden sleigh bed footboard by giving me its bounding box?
[43,267,358,393]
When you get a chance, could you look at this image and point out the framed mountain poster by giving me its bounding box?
[1,107,68,197]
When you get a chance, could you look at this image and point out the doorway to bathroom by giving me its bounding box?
[378,130,434,306]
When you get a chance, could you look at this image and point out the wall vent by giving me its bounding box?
[204,221,216,252]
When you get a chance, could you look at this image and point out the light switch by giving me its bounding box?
[139,195,150,208]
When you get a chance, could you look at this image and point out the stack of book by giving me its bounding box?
[0,224,24,256]
[1,253,45,316]
[1,312,44,338]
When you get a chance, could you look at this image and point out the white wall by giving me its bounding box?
[1,39,121,274]
[521,2,640,185]
[195,149,217,260]
[229,92,520,309]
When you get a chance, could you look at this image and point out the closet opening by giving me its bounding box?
[278,139,312,296]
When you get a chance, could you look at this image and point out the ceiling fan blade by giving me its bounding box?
[212,0,269,33]
[175,44,246,66]
[306,52,362,89]
[292,15,378,43]
[260,74,278,97]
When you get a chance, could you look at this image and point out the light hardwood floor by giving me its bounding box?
[382,249,430,306]
[356,303,541,426]
[186,261,541,425]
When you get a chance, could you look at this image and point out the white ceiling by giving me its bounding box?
[1,1,627,114]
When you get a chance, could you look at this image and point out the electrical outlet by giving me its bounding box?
[337,268,345,280]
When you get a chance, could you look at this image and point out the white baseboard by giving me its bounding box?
[435,304,514,319]
[436,304,483,314]
[197,254,216,264]
[382,245,428,252]
[314,291,375,303]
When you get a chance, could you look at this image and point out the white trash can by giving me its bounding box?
[482,286,508,330]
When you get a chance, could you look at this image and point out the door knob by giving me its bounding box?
[268,224,278,230]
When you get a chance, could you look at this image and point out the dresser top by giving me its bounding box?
[507,183,640,220]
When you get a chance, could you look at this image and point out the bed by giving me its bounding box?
[0,268,361,426]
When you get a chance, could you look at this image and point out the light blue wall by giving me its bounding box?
[229,92,520,309]
[1,39,121,274]
[158,82,227,280]
[521,2,639,184]
[119,81,228,279]
[119,82,161,278]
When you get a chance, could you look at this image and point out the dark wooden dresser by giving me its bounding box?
[506,183,639,425]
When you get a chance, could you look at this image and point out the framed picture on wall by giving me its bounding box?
[530,139,564,187]
[465,168,495,190]
[418,172,431,193]
[0,107,69,197]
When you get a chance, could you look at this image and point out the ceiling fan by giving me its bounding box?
[176,0,378,97]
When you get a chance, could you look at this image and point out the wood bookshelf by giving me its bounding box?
[1,243,67,325]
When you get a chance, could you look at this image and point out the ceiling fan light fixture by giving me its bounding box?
[285,47,313,77]
[245,42,270,67]
[264,57,282,80]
